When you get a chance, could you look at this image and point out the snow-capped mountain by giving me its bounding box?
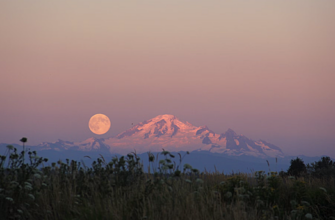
[34,114,284,158]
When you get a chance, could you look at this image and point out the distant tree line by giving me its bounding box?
[281,156,335,178]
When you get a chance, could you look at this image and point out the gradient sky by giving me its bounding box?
[1,1,334,157]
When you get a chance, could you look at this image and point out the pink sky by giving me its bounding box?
[1,1,334,157]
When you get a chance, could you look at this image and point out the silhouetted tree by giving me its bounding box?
[314,156,333,169]
[287,157,306,177]
[307,156,335,179]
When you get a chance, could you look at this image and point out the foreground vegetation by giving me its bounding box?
[1,139,334,220]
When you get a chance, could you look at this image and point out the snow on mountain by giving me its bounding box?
[197,128,284,158]
[103,114,284,157]
[38,139,75,151]
[103,114,205,153]
[34,114,284,158]
[38,137,109,152]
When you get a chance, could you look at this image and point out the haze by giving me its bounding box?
[1,1,334,157]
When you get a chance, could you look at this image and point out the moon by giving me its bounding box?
[88,114,111,135]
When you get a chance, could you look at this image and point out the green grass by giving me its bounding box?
[1,146,334,220]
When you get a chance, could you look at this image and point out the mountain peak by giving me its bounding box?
[82,137,100,143]
[153,114,177,121]
[225,128,237,136]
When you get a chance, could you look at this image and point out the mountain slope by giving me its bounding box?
[104,114,284,157]
[14,114,285,158]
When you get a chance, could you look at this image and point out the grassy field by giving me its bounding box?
[1,145,334,220]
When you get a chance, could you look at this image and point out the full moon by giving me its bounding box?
[88,114,111,135]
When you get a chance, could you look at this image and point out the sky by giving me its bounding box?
[1,1,334,157]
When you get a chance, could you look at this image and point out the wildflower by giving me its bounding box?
[161,150,170,156]
[192,168,199,173]
[7,145,14,150]
[185,179,192,183]
[305,213,313,219]
[148,154,155,162]
[6,197,14,203]
[301,201,310,206]
[174,170,181,177]
[24,185,33,191]
[183,164,192,169]
[297,205,304,210]
[28,194,35,201]
[225,192,232,198]
[20,137,27,143]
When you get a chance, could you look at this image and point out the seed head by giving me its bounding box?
[20,137,27,143]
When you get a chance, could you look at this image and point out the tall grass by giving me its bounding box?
[0,145,334,220]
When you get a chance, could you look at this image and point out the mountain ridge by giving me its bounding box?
[26,114,284,158]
